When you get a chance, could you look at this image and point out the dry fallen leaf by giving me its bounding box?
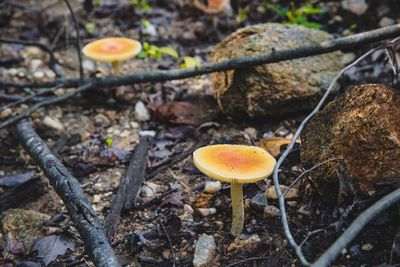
[259,137,301,157]
[148,101,212,125]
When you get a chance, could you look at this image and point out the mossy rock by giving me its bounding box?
[301,84,400,203]
[211,23,344,119]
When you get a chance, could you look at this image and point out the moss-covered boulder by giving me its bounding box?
[301,84,400,203]
[211,23,344,119]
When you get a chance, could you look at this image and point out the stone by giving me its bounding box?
[29,59,43,71]
[197,208,217,217]
[141,182,159,197]
[134,101,151,122]
[2,209,50,250]
[0,108,12,118]
[203,181,221,193]
[379,17,395,27]
[211,23,343,119]
[33,71,45,79]
[361,243,373,251]
[250,193,269,210]
[227,234,261,251]
[265,185,298,200]
[264,205,280,218]
[43,116,64,131]
[301,84,400,203]
[193,234,216,267]
[341,0,368,15]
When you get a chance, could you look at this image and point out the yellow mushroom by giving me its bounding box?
[193,144,276,236]
[82,37,142,75]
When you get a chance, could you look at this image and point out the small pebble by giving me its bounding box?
[92,195,101,203]
[197,208,216,217]
[30,59,42,70]
[264,205,280,218]
[0,108,12,118]
[265,185,298,200]
[43,116,64,131]
[203,181,221,193]
[93,183,103,192]
[134,101,151,122]
[379,17,395,27]
[250,193,269,210]
[184,204,194,214]
[361,243,373,251]
[33,71,45,79]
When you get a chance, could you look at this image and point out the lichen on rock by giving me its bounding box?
[301,84,400,203]
[211,23,344,119]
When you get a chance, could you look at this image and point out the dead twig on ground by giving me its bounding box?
[1,24,400,90]
[0,38,62,77]
[15,119,120,267]
[104,136,151,239]
[63,0,84,80]
[147,138,208,180]
[0,82,93,129]
[159,220,177,267]
[273,37,400,267]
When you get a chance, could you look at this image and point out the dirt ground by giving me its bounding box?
[1,0,400,266]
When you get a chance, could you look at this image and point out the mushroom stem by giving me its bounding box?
[230,183,244,236]
[111,61,120,76]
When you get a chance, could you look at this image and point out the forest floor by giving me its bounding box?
[1,0,400,266]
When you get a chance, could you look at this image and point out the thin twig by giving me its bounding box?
[273,37,400,266]
[147,139,208,180]
[159,220,177,267]
[0,83,93,129]
[63,0,84,80]
[284,158,337,197]
[225,256,270,267]
[0,85,62,112]
[15,119,120,267]
[0,38,62,77]
[2,24,400,90]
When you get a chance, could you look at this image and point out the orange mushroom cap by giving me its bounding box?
[82,37,142,63]
[193,0,229,14]
[193,144,276,184]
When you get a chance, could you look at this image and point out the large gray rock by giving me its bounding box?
[211,23,344,119]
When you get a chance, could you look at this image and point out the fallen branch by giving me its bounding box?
[0,83,93,129]
[272,37,400,266]
[15,119,120,267]
[0,38,62,77]
[63,0,84,80]
[104,135,151,239]
[146,138,208,180]
[1,24,400,90]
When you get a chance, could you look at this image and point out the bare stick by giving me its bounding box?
[63,0,84,80]
[0,85,62,112]
[15,119,120,267]
[0,83,93,129]
[146,139,208,180]
[1,24,400,90]
[272,38,400,266]
[0,38,62,77]
[104,136,151,239]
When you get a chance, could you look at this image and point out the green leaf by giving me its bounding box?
[180,56,201,69]
[85,22,96,33]
[159,47,179,59]
[105,136,113,148]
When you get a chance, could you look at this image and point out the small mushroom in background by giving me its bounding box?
[82,37,142,76]
[193,0,230,14]
[193,144,276,236]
